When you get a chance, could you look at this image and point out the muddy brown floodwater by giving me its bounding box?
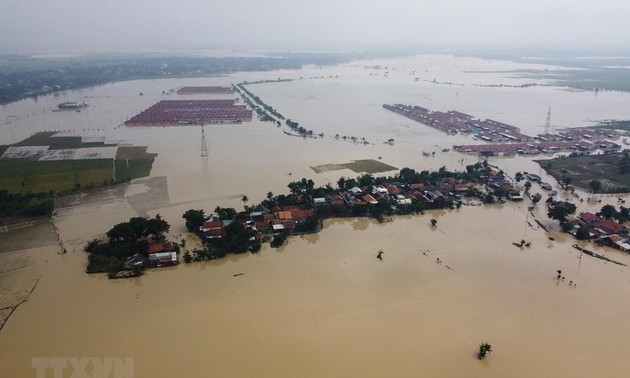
[2,55,630,377]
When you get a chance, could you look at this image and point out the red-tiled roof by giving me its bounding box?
[271,219,295,229]
[275,211,293,220]
[594,219,624,233]
[202,220,222,229]
[363,194,377,203]
[580,212,598,223]
[148,241,174,254]
[206,229,225,237]
[255,221,271,230]
[387,185,401,195]
[608,234,622,242]
[291,209,315,219]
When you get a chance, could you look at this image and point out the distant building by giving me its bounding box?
[58,101,87,110]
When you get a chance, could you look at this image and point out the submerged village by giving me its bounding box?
[87,161,523,277]
[4,85,630,277]
[4,55,630,376]
[86,160,630,277]
[75,86,630,277]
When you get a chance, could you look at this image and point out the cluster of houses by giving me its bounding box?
[535,129,620,142]
[383,103,530,141]
[568,212,630,251]
[200,205,316,240]
[454,140,621,156]
[199,170,529,243]
[486,171,523,201]
[384,103,623,157]
[321,179,471,208]
[117,167,531,271]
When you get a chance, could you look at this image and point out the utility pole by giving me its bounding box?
[544,106,552,134]
[200,122,208,157]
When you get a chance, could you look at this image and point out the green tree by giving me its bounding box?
[493,187,507,200]
[589,180,602,193]
[129,217,149,238]
[106,222,136,243]
[271,232,288,248]
[576,226,590,240]
[547,201,577,225]
[215,206,237,220]
[357,174,376,187]
[562,176,573,188]
[598,204,618,220]
[430,218,437,227]
[399,168,418,183]
[183,209,205,232]
[514,172,524,182]
[618,152,630,174]
[337,177,346,190]
[477,342,493,360]
[146,214,170,241]
[531,193,542,204]
[288,181,301,195]
[483,193,495,204]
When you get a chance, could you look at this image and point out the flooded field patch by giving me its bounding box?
[311,159,397,174]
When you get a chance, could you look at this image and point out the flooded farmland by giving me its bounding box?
[2,55,630,377]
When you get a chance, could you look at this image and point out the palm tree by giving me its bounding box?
[431,218,437,227]
[477,342,492,360]
[241,195,249,209]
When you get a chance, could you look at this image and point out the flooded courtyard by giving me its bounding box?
[2,54,630,377]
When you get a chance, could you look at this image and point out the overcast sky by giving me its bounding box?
[1,0,629,54]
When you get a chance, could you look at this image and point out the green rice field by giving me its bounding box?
[0,159,114,194]
[0,133,156,194]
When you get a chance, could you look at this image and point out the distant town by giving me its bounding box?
[384,103,624,156]
[0,53,352,104]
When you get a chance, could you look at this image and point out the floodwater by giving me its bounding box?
[2,55,630,377]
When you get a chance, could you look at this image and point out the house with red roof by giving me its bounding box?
[201,220,225,239]
[363,194,378,204]
[593,220,627,236]
[386,185,401,195]
[579,212,599,224]
[143,238,177,267]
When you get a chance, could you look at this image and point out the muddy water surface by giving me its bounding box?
[2,204,630,377]
[1,55,630,377]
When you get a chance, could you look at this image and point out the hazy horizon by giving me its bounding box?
[2,0,630,55]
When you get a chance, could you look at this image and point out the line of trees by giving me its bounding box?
[0,189,54,218]
[235,82,286,121]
